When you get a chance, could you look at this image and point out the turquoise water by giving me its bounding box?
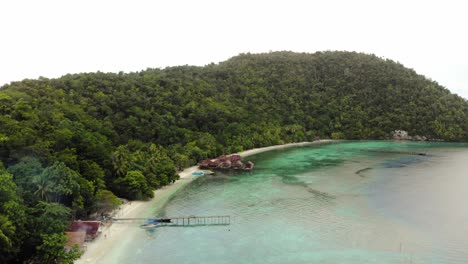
[113,141,468,264]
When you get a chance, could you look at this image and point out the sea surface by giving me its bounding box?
[109,141,468,264]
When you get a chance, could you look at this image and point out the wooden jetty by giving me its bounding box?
[111,215,231,227]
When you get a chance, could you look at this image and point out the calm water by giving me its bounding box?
[112,141,468,264]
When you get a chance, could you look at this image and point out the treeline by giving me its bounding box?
[0,51,467,262]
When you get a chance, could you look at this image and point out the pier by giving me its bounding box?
[111,215,231,227]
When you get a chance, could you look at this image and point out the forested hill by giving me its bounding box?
[0,51,467,262]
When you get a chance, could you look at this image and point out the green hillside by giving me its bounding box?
[0,51,467,262]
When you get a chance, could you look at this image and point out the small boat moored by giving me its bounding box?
[140,218,171,229]
[140,222,160,229]
[192,170,215,176]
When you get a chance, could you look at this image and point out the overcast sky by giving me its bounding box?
[1,0,467,99]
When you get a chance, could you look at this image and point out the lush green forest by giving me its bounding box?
[0,51,467,262]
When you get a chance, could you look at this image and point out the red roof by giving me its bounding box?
[228,155,242,161]
[208,160,220,166]
[65,231,86,249]
[70,221,101,240]
[198,160,211,165]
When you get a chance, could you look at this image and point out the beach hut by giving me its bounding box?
[69,221,101,241]
[232,160,243,169]
[229,155,242,162]
[198,159,211,169]
[219,159,232,169]
[207,159,220,168]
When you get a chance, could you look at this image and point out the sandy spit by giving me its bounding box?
[237,140,333,158]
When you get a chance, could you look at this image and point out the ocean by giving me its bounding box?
[107,141,468,264]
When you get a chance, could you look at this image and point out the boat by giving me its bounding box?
[140,222,160,229]
[192,170,215,176]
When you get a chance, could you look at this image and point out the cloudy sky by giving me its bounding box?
[1,0,467,99]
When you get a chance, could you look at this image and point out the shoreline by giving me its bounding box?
[237,140,333,158]
[76,140,333,263]
[76,165,199,264]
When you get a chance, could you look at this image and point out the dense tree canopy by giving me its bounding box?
[0,51,467,262]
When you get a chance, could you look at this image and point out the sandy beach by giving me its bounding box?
[76,165,199,264]
[238,140,332,158]
[76,140,331,263]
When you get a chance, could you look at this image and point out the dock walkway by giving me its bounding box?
[111,215,231,227]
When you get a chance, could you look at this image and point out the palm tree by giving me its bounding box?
[111,145,130,177]
[34,173,52,202]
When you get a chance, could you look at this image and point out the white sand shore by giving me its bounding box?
[238,140,333,158]
[75,140,332,263]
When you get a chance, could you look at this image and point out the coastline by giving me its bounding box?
[238,140,333,158]
[76,165,199,264]
[76,140,332,263]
